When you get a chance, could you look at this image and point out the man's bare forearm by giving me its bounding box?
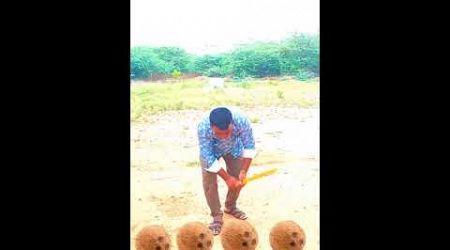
[217,168,230,181]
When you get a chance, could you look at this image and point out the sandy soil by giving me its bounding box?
[131,107,319,250]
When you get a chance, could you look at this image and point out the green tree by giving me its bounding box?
[152,47,193,72]
[130,47,169,79]
[229,42,281,78]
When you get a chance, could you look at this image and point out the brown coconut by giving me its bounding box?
[135,225,171,250]
[220,219,258,250]
[176,222,214,250]
[269,221,305,250]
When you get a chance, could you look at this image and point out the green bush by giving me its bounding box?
[171,69,182,79]
[295,69,317,80]
[130,33,319,80]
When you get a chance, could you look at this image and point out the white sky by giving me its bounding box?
[131,0,319,55]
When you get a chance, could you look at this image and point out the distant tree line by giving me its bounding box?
[131,33,319,81]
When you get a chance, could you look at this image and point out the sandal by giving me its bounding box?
[224,208,248,220]
[208,221,223,235]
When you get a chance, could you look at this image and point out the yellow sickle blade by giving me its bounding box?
[242,168,277,185]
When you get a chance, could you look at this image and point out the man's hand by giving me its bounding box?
[238,158,252,187]
[239,169,247,182]
[218,168,242,191]
[225,176,242,190]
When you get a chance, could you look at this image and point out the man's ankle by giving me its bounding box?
[213,214,223,223]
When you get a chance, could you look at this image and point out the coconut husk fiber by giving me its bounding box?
[220,219,258,250]
[269,221,305,250]
[135,225,171,250]
[176,221,214,250]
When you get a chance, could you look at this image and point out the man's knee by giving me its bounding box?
[202,170,218,190]
[224,156,242,177]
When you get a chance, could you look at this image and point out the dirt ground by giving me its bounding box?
[131,107,319,250]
